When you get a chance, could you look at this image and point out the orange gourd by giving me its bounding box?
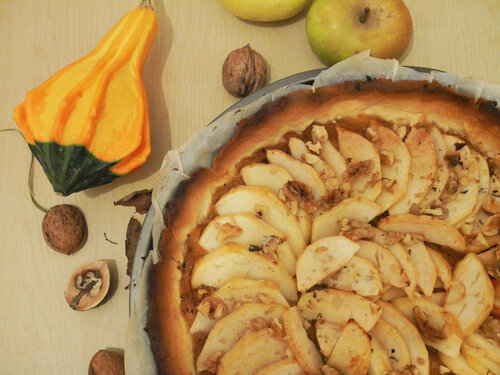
[13,1,158,195]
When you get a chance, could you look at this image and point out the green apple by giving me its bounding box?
[306,0,413,66]
[221,0,311,22]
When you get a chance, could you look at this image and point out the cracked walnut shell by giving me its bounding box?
[65,260,110,311]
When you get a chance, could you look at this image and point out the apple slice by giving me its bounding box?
[311,197,380,242]
[336,126,382,201]
[297,289,381,331]
[217,328,291,375]
[369,319,411,372]
[367,120,411,213]
[239,163,312,242]
[439,352,482,375]
[319,139,349,186]
[196,303,284,372]
[456,150,490,228]
[465,332,500,365]
[190,277,289,335]
[288,137,338,191]
[368,336,392,375]
[254,358,304,375]
[327,319,371,375]
[355,240,409,289]
[191,243,298,302]
[215,185,305,256]
[266,149,327,200]
[420,126,450,208]
[390,127,438,215]
[402,240,438,297]
[199,213,296,275]
[315,319,342,358]
[461,342,500,375]
[391,296,463,358]
[323,255,383,297]
[377,213,466,252]
[440,136,480,226]
[296,236,359,292]
[240,163,293,195]
[427,247,452,291]
[375,300,430,375]
[283,307,323,375]
[443,253,495,336]
[381,286,406,302]
[372,229,418,299]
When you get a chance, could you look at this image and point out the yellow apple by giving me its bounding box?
[221,0,311,22]
[306,0,413,66]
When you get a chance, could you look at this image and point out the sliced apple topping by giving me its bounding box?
[191,243,298,302]
[377,213,466,252]
[390,127,438,215]
[369,319,411,372]
[368,336,392,375]
[336,126,382,201]
[401,240,437,297]
[483,171,500,214]
[254,358,304,375]
[266,149,327,200]
[439,135,480,226]
[427,247,452,291]
[376,300,430,375]
[215,185,306,256]
[443,253,495,336]
[439,352,482,375]
[461,342,500,375]
[326,319,371,375]
[319,139,350,190]
[315,319,342,358]
[297,289,381,331]
[199,213,296,275]
[311,197,380,241]
[296,236,359,292]
[355,240,409,289]
[283,307,323,375]
[196,303,285,372]
[391,296,463,358]
[420,126,450,208]
[241,163,293,195]
[366,120,411,213]
[323,255,383,297]
[217,328,291,375]
[288,137,339,191]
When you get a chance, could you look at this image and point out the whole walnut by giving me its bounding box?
[42,204,87,255]
[222,44,267,97]
[88,350,124,375]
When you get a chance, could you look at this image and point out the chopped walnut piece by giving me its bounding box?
[484,195,500,214]
[399,365,419,375]
[409,204,422,215]
[203,351,224,374]
[282,181,318,213]
[270,321,285,339]
[341,220,375,241]
[397,126,407,139]
[322,188,349,208]
[379,150,395,166]
[250,317,268,330]
[216,223,242,242]
[197,296,228,320]
[366,126,378,141]
[413,306,446,342]
[482,214,500,236]
[306,140,322,154]
[421,206,448,219]
[304,153,321,165]
[311,125,329,143]
[385,232,405,245]
[479,316,500,345]
[444,151,461,167]
[342,160,373,182]
[262,235,281,254]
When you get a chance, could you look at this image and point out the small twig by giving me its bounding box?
[104,233,118,245]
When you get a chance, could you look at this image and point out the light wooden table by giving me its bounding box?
[0,0,498,373]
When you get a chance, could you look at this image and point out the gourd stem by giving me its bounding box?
[28,154,49,214]
[140,0,153,10]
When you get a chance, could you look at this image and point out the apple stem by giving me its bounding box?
[359,7,370,24]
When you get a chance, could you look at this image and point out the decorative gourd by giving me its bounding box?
[13,1,158,195]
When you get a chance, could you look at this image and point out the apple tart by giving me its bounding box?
[147,73,500,375]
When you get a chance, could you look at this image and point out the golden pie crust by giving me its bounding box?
[147,78,500,375]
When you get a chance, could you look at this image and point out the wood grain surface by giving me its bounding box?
[0,0,498,373]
